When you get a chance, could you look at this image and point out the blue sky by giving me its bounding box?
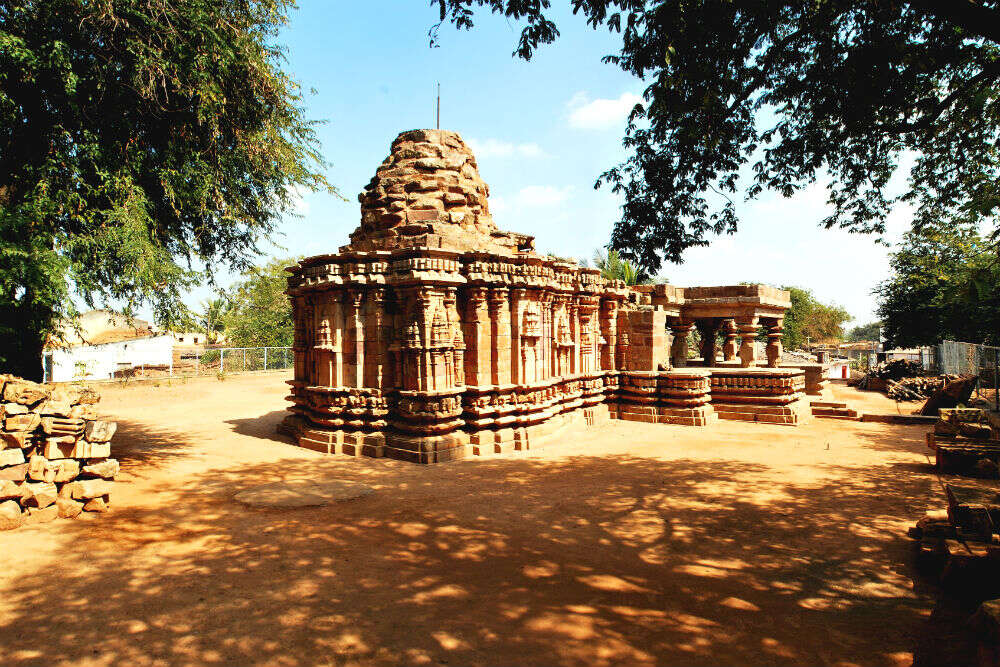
[184,1,913,325]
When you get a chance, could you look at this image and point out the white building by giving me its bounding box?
[44,335,175,383]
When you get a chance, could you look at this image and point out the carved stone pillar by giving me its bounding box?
[488,288,510,385]
[765,319,784,368]
[722,319,739,362]
[539,291,553,381]
[600,299,618,371]
[294,297,311,382]
[696,320,721,366]
[364,289,385,388]
[510,288,525,385]
[736,316,760,368]
[569,299,581,375]
[346,289,364,388]
[669,322,694,368]
[463,287,490,386]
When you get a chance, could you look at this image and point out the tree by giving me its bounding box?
[431,1,1000,270]
[592,249,653,285]
[780,286,851,349]
[0,1,332,380]
[876,223,1000,347]
[223,258,297,348]
[198,297,230,344]
[847,322,881,343]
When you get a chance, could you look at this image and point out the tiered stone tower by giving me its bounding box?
[280,130,804,463]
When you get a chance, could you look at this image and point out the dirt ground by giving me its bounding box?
[0,373,977,666]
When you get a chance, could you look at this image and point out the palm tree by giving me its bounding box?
[592,249,656,286]
[199,297,230,343]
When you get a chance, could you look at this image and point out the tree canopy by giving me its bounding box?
[0,0,331,379]
[846,321,881,343]
[876,223,1000,348]
[431,1,1000,270]
[222,257,296,348]
[780,286,851,349]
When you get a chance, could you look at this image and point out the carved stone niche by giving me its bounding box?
[521,304,542,339]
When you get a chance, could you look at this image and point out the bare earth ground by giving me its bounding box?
[0,373,975,667]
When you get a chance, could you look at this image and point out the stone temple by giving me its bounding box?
[279,130,822,463]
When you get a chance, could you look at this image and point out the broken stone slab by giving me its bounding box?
[2,380,50,407]
[3,402,27,416]
[31,456,80,484]
[83,495,110,513]
[60,479,113,500]
[52,459,80,483]
[69,404,99,420]
[4,413,40,432]
[83,420,117,443]
[0,480,26,501]
[39,401,74,418]
[23,482,58,509]
[42,439,110,460]
[0,500,23,530]
[234,479,374,508]
[40,416,85,436]
[0,432,32,449]
[82,458,119,480]
[0,449,26,467]
[0,463,28,481]
[56,497,83,518]
[25,504,58,524]
[28,455,53,483]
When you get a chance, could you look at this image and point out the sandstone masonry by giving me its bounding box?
[0,375,118,528]
[280,130,803,463]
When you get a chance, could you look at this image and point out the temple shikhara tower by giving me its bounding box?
[280,130,819,462]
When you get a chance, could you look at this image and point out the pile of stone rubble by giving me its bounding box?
[0,375,118,529]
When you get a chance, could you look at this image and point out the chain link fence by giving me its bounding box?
[936,340,1000,408]
[56,346,295,383]
[190,346,294,375]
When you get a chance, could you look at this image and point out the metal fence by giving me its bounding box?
[79,346,294,383]
[936,340,1000,408]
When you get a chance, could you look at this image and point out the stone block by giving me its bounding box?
[4,413,40,432]
[61,479,113,500]
[0,431,31,449]
[28,455,53,482]
[25,504,58,524]
[0,480,25,501]
[3,402,27,416]
[2,380,50,406]
[84,420,117,443]
[83,495,110,513]
[0,500,24,531]
[69,404,99,420]
[0,449,25,467]
[40,416,85,436]
[82,458,119,480]
[39,401,73,417]
[42,439,110,460]
[23,481,58,508]
[52,459,80,483]
[0,463,28,481]
[56,497,84,519]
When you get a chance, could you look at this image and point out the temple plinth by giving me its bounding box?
[280,130,803,463]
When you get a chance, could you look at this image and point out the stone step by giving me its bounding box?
[812,406,860,420]
[810,401,848,409]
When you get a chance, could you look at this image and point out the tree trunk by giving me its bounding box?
[0,292,52,382]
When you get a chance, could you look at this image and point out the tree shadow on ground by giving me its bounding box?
[0,439,945,667]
